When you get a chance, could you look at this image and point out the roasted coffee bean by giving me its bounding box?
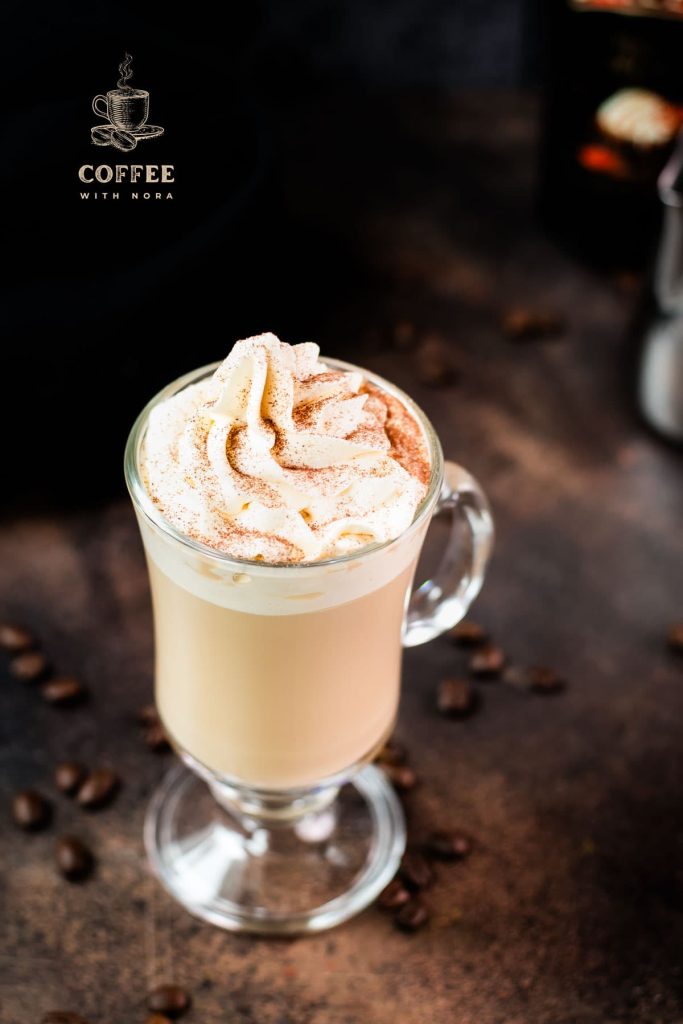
[144,722,171,753]
[12,789,51,830]
[382,764,417,792]
[0,622,35,652]
[667,623,683,654]
[41,676,86,706]
[394,898,429,932]
[424,829,472,861]
[415,334,457,388]
[375,738,408,767]
[469,645,506,678]
[54,761,87,795]
[146,1016,174,1024]
[528,665,565,694]
[503,664,564,693]
[41,1013,91,1024]
[10,650,50,682]
[56,836,93,880]
[77,768,119,809]
[377,877,412,911]
[449,620,488,646]
[437,678,478,717]
[147,984,192,1018]
[400,851,434,890]
[502,307,564,341]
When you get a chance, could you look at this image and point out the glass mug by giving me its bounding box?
[124,358,494,934]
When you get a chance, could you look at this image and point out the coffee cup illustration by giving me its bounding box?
[91,54,164,152]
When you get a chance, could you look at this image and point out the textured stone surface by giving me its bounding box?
[1,93,683,1023]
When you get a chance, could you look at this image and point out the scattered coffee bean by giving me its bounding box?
[56,836,93,881]
[12,789,51,830]
[377,878,411,911]
[146,1016,174,1024]
[147,984,192,1018]
[415,334,457,388]
[667,623,683,655]
[77,768,119,810]
[501,306,564,341]
[0,622,36,653]
[144,722,171,753]
[394,898,429,932]
[9,650,50,682]
[469,645,506,678]
[54,761,87,796]
[449,620,488,646]
[400,851,434,890]
[425,829,472,861]
[375,738,408,767]
[41,1013,91,1024]
[528,665,565,694]
[503,664,565,693]
[41,676,87,706]
[382,764,417,792]
[437,678,478,717]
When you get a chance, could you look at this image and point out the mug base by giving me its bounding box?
[145,762,406,934]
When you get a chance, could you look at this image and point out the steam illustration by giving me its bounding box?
[90,53,164,150]
[117,53,134,91]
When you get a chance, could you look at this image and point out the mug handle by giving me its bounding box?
[403,461,494,648]
[92,95,109,119]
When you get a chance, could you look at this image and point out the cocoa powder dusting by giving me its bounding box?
[143,338,431,563]
[363,384,430,486]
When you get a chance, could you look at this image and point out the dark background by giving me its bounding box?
[6,1,679,507]
[2,0,544,509]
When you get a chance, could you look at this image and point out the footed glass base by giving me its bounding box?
[145,762,406,934]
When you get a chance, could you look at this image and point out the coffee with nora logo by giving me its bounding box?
[91,54,164,152]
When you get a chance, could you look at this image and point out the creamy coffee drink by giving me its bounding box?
[138,334,431,789]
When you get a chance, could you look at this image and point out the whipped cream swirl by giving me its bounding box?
[141,333,430,562]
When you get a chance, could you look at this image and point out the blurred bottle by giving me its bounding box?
[537,0,683,269]
[637,130,683,442]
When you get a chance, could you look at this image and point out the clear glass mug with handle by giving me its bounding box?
[124,358,494,935]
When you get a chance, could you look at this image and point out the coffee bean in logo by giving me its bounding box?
[91,125,113,146]
[90,125,137,152]
[110,128,137,152]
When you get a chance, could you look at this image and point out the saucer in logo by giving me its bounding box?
[91,124,164,152]
[90,54,164,152]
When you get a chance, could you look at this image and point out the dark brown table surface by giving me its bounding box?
[2,93,683,1024]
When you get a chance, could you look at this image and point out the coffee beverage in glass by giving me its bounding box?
[125,334,493,934]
